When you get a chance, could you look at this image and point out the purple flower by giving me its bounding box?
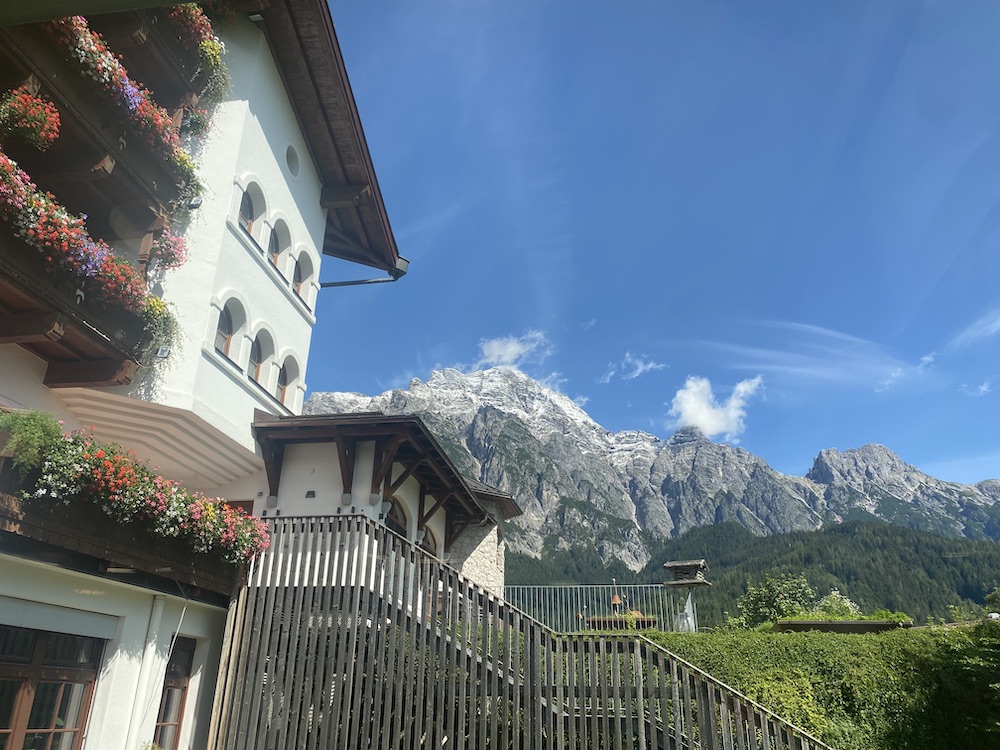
[118,79,141,112]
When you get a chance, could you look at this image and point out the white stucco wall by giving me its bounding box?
[138,17,324,452]
[0,555,227,750]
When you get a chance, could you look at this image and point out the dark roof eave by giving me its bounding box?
[257,0,400,274]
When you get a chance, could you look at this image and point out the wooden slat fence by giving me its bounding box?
[208,515,835,750]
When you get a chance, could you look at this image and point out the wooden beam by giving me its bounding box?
[0,312,66,344]
[324,223,370,257]
[419,493,452,527]
[262,441,284,498]
[386,459,423,498]
[44,358,137,388]
[370,434,406,494]
[334,436,356,496]
[320,184,370,209]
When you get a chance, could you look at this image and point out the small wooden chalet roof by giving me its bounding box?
[253,412,521,524]
[464,475,523,520]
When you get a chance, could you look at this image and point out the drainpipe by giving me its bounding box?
[125,594,165,749]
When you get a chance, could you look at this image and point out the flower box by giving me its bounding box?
[0,491,241,596]
[0,24,191,214]
[0,227,149,360]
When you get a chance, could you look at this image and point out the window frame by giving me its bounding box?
[152,637,197,750]
[214,306,234,357]
[0,625,103,750]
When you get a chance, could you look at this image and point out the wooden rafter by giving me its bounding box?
[370,433,407,494]
[386,458,423,498]
[419,492,451,527]
[334,436,356,496]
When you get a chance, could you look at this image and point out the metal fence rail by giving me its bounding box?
[505,584,683,632]
[208,515,835,750]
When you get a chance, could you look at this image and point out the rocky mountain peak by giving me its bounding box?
[666,425,707,446]
[306,368,1000,572]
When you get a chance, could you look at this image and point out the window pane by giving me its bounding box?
[0,627,34,663]
[49,732,78,750]
[26,684,59,730]
[56,683,86,729]
[0,681,19,728]
[155,724,177,750]
[43,634,98,667]
[26,682,87,733]
[160,686,182,724]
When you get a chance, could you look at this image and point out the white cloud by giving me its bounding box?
[598,351,666,384]
[961,379,992,397]
[875,351,935,392]
[573,395,591,407]
[474,330,552,369]
[622,352,666,380]
[582,318,597,330]
[705,322,936,392]
[597,364,616,385]
[949,309,1000,350]
[668,375,763,442]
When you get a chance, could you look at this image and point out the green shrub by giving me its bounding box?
[646,623,1000,750]
[0,409,62,474]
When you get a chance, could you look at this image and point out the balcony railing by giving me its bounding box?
[0,228,148,387]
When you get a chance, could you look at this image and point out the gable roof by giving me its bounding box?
[253,411,522,525]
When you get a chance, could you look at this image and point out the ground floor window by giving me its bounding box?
[153,637,196,750]
[0,625,103,750]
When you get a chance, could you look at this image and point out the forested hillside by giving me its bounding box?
[507,520,1000,625]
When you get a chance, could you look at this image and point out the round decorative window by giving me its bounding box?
[285,145,300,177]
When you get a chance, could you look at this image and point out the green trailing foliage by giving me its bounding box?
[0,409,63,475]
[646,622,1000,750]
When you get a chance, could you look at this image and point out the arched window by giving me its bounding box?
[292,259,304,295]
[268,232,281,266]
[248,336,263,383]
[419,526,438,557]
[214,306,233,356]
[385,498,407,538]
[276,364,288,405]
[238,191,255,233]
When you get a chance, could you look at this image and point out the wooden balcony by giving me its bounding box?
[0,229,148,387]
[0,491,240,597]
[0,24,189,229]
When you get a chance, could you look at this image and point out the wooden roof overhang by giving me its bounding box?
[465,475,523,520]
[253,412,506,548]
[237,0,404,276]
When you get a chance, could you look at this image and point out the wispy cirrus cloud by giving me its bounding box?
[668,375,763,442]
[598,352,666,384]
[875,352,936,392]
[948,309,1000,350]
[703,322,931,392]
[960,379,992,397]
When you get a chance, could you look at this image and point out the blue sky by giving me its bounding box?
[311,0,1000,484]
